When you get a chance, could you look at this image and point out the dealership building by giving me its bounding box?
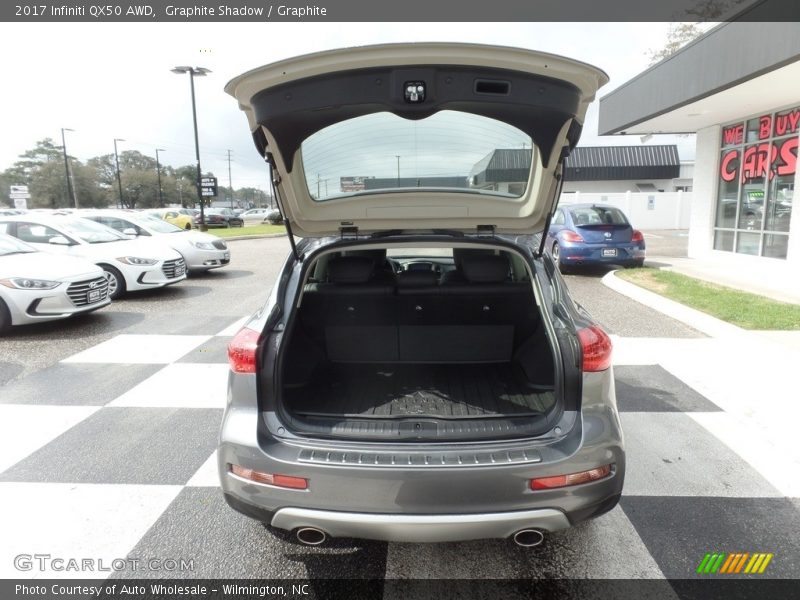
[599,18,799,270]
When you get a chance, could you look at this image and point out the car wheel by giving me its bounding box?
[0,298,12,334]
[552,242,570,274]
[184,223,192,230]
[101,265,126,300]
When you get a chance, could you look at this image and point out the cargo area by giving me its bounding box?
[276,247,558,441]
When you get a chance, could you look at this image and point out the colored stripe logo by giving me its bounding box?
[696,552,773,574]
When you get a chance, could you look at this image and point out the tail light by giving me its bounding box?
[631,230,644,243]
[530,464,613,490]
[230,464,308,490]
[578,325,612,372]
[227,327,260,373]
[561,230,584,243]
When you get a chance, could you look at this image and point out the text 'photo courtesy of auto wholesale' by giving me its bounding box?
[219,43,623,547]
[0,209,232,332]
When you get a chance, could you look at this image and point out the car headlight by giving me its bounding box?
[0,277,61,290]
[117,256,158,266]
[189,240,216,250]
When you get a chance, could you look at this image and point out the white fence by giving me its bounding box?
[557,191,692,230]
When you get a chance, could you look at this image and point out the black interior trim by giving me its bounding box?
[250,65,582,171]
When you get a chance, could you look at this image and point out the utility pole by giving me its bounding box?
[61,128,76,208]
[227,149,234,209]
[113,138,125,209]
[155,148,166,207]
[396,155,401,187]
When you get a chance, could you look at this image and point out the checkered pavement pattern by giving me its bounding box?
[1,316,798,582]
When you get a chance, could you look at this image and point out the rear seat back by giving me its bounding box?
[301,250,538,364]
[303,256,397,362]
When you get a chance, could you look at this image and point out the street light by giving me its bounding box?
[61,128,76,208]
[172,65,211,230]
[113,138,125,209]
[155,148,166,207]
[395,155,401,187]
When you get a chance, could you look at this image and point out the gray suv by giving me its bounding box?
[219,43,624,547]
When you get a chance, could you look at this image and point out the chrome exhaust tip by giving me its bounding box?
[512,529,545,547]
[296,527,327,546]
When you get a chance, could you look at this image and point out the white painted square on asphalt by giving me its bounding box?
[61,334,211,364]
[107,363,229,409]
[0,482,181,579]
[0,405,99,474]
[620,412,783,498]
[186,450,221,487]
[215,316,248,337]
[690,412,800,498]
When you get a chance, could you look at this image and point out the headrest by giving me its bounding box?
[396,270,439,288]
[452,248,495,270]
[327,256,374,284]
[344,249,386,262]
[461,254,510,283]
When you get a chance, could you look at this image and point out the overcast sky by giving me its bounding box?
[0,22,702,192]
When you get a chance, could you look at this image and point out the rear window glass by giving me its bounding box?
[300,111,534,202]
[569,206,629,226]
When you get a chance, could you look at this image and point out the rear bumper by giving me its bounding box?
[559,242,645,265]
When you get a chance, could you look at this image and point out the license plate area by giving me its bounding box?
[602,248,617,257]
[87,289,102,303]
[174,265,186,277]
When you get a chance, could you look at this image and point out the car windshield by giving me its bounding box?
[0,234,37,255]
[137,214,184,233]
[301,110,534,202]
[61,217,126,243]
[569,206,630,226]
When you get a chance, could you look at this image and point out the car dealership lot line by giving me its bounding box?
[0,237,798,581]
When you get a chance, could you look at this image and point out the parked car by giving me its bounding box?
[80,210,231,273]
[0,233,111,333]
[147,208,193,230]
[0,214,186,299]
[545,204,645,272]
[195,208,244,228]
[219,43,623,547]
[239,208,270,225]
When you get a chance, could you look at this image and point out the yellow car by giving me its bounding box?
[147,209,192,230]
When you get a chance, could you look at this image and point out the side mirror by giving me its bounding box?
[48,235,72,246]
[122,228,138,237]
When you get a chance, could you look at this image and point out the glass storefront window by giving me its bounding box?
[735,232,760,255]
[762,234,789,259]
[716,150,739,228]
[713,230,734,252]
[713,105,798,260]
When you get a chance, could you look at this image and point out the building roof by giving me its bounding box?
[599,7,800,135]
[470,145,681,184]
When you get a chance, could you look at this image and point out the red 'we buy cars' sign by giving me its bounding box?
[720,108,799,184]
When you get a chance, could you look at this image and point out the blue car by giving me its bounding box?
[546,204,645,272]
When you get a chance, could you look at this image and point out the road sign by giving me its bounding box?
[13,198,27,210]
[200,177,218,198]
[10,185,29,194]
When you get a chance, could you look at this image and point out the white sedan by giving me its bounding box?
[0,233,111,332]
[79,210,231,272]
[239,208,270,225]
[0,214,186,300]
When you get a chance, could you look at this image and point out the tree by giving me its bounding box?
[647,0,750,65]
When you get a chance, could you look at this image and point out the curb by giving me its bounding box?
[211,232,287,242]
[601,269,744,339]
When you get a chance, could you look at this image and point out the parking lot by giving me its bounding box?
[1,233,798,584]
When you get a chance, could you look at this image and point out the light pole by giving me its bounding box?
[155,148,165,207]
[395,155,401,187]
[172,65,210,231]
[226,149,234,209]
[113,138,125,209]
[61,128,76,208]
